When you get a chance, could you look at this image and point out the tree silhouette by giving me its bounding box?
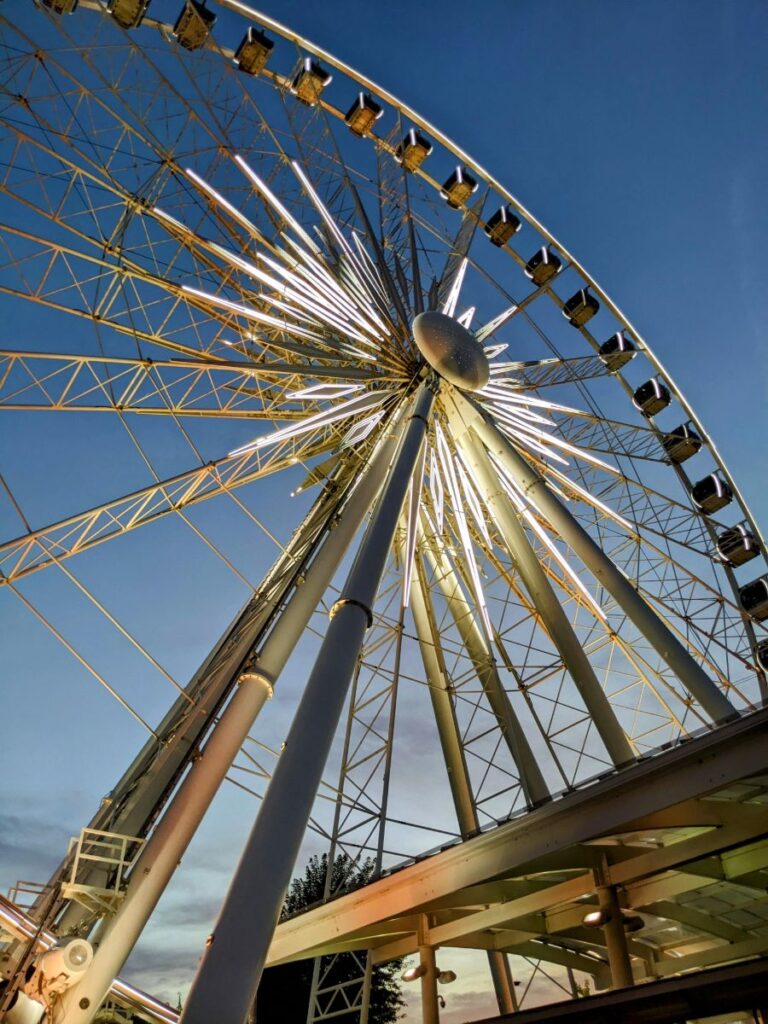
[254,854,404,1023]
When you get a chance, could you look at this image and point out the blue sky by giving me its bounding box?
[1,1,767,1021]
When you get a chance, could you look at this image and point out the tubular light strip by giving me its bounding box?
[287,383,365,401]
[435,423,493,634]
[402,443,427,607]
[542,463,634,533]
[476,305,518,342]
[206,235,383,353]
[484,342,509,359]
[182,285,327,342]
[456,458,491,545]
[290,161,380,307]
[487,401,556,428]
[235,154,321,255]
[441,257,468,319]
[456,305,476,329]
[237,161,398,346]
[429,446,445,534]
[229,389,392,455]
[185,167,267,245]
[492,456,608,621]
[341,408,385,447]
[493,415,570,466]
[482,387,584,417]
[196,157,397,350]
[279,233,391,344]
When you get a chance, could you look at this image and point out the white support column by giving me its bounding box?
[448,419,633,766]
[489,953,519,1014]
[55,407,409,1024]
[410,555,477,829]
[450,391,736,725]
[597,884,634,989]
[178,384,435,1024]
[419,945,440,1024]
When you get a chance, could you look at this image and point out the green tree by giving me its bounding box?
[254,854,404,1024]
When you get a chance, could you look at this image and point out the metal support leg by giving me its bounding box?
[410,555,477,827]
[44,466,364,941]
[55,409,409,1024]
[449,422,633,766]
[488,952,518,1014]
[419,946,440,1024]
[422,533,550,804]
[178,384,434,1024]
[449,391,736,724]
[597,885,634,989]
[410,554,517,1014]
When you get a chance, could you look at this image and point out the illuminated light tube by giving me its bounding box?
[181,285,326,343]
[456,306,476,329]
[234,154,321,255]
[476,306,518,343]
[435,423,492,634]
[229,389,392,456]
[185,168,264,244]
[290,161,377,304]
[287,383,365,401]
[495,462,608,622]
[441,257,468,319]
[483,342,510,359]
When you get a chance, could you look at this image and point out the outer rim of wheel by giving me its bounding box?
[115,0,768,678]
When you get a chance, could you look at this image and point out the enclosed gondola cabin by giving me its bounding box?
[291,58,333,105]
[441,167,478,209]
[632,379,671,417]
[395,129,433,172]
[173,0,216,50]
[235,27,274,76]
[740,577,768,621]
[562,288,599,327]
[691,473,733,515]
[42,0,78,11]
[108,0,151,28]
[756,639,768,673]
[662,423,703,464]
[524,247,562,286]
[484,206,521,247]
[345,93,384,137]
[599,332,636,371]
[717,525,760,567]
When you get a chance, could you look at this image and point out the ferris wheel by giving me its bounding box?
[1,2,767,1024]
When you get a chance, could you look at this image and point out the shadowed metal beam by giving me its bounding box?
[267,707,768,965]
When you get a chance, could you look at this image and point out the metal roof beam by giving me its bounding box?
[268,709,768,965]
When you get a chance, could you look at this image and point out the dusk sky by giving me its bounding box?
[1,2,767,1021]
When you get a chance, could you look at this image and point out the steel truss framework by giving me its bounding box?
[0,3,766,1024]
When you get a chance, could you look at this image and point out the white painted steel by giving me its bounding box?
[445,399,633,766]
[453,391,736,724]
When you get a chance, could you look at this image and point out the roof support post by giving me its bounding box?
[419,944,440,1024]
[598,884,634,990]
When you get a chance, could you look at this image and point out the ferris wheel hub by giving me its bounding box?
[412,311,489,391]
